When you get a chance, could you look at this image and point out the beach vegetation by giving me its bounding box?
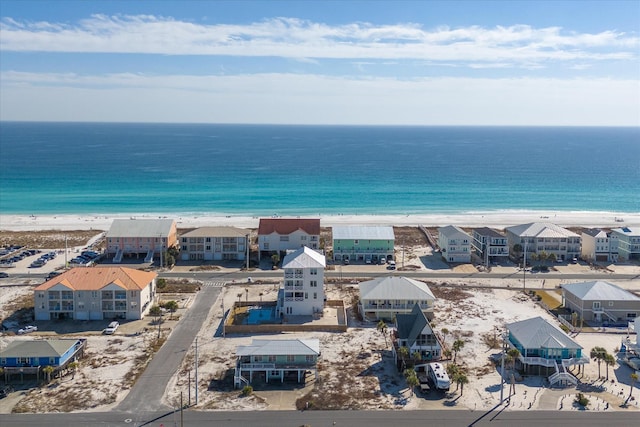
[376,320,388,347]
[271,252,280,267]
[590,346,607,378]
[42,365,54,383]
[452,339,465,363]
[403,368,419,396]
[163,300,179,319]
[628,372,638,403]
[574,392,590,408]
[156,278,167,290]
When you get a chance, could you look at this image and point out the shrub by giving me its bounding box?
[241,385,253,396]
[574,392,589,407]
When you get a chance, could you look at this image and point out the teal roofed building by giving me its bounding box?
[332,225,395,263]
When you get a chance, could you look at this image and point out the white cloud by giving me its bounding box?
[1,71,637,126]
[1,15,637,66]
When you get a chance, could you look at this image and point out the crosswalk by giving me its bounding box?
[203,281,226,288]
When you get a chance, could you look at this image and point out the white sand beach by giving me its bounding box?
[1,210,639,231]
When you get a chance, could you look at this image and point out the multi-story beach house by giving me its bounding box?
[581,228,614,263]
[610,226,640,261]
[0,339,86,382]
[472,227,509,264]
[393,303,442,363]
[258,218,320,259]
[505,222,581,263]
[277,246,326,316]
[234,338,320,388]
[561,281,640,324]
[506,316,589,386]
[332,225,395,263]
[179,226,248,261]
[437,225,472,263]
[359,276,436,321]
[33,267,157,321]
[106,218,178,264]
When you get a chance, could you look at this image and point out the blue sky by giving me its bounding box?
[1,0,638,125]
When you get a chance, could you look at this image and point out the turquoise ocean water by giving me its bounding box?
[0,122,638,216]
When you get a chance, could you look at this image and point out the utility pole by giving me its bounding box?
[523,239,527,292]
[500,329,506,403]
[195,336,199,405]
[246,233,250,270]
[180,391,184,427]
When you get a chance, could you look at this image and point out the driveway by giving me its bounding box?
[114,284,222,415]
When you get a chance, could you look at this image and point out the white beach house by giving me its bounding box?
[438,225,472,263]
[277,246,326,317]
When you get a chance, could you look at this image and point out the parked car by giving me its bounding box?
[17,325,38,334]
[46,271,62,280]
[104,321,119,335]
[387,260,396,270]
[0,272,9,278]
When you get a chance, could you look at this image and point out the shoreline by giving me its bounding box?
[1,210,638,231]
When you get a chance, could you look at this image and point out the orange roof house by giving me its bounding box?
[34,267,157,322]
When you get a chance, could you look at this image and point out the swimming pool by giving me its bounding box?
[246,307,276,325]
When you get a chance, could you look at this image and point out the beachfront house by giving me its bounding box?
[506,316,589,386]
[505,222,581,263]
[179,226,248,261]
[438,225,472,263]
[561,281,640,324]
[332,225,395,263]
[359,276,436,321]
[0,338,86,382]
[277,246,326,317]
[393,303,442,364]
[258,218,320,259]
[472,227,509,264]
[610,226,640,261]
[234,338,320,388]
[34,267,157,321]
[106,218,178,264]
[581,229,614,263]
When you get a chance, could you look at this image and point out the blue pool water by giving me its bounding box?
[246,307,276,325]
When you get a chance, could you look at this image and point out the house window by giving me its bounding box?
[305,293,308,299]
[306,355,314,362]
[92,291,98,298]
[77,302,85,309]
[182,245,187,251]
[310,269,317,275]
[280,236,289,242]
[287,355,295,362]
[131,301,137,307]
[313,292,317,300]
[354,240,359,245]
[38,293,44,299]
[254,355,263,362]
[301,235,306,240]
[49,358,56,364]
[206,245,211,251]
[17,357,30,365]
[264,243,269,250]
[206,237,211,242]
[310,281,317,287]
[628,313,637,318]
[268,355,276,362]
[609,301,614,307]
[131,291,138,297]
[593,302,601,309]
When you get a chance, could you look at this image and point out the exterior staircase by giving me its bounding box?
[113,249,123,263]
[144,250,154,263]
[549,360,578,386]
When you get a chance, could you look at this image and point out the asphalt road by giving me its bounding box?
[1,408,638,427]
[113,284,222,417]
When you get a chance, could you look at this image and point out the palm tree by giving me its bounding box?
[398,346,409,370]
[68,361,79,379]
[377,320,388,347]
[245,288,249,303]
[441,328,449,346]
[404,368,419,397]
[507,348,520,373]
[452,339,465,363]
[628,372,638,403]
[412,350,422,362]
[237,292,242,304]
[446,364,460,390]
[42,365,54,383]
[590,346,607,379]
[456,372,469,396]
[604,353,616,381]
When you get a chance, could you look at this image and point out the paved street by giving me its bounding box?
[113,284,222,417]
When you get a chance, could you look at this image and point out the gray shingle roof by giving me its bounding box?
[359,276,435,301]
[438,225,470,239]
[236,339,320,357]
[507,316,581,350]
[395,303,433,347]
[0,339,79,358]
[562,281,640,302]
[505,222,579,239]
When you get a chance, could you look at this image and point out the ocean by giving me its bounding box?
[0,122,638,216]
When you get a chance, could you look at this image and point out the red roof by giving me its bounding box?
[258,218,320,235]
